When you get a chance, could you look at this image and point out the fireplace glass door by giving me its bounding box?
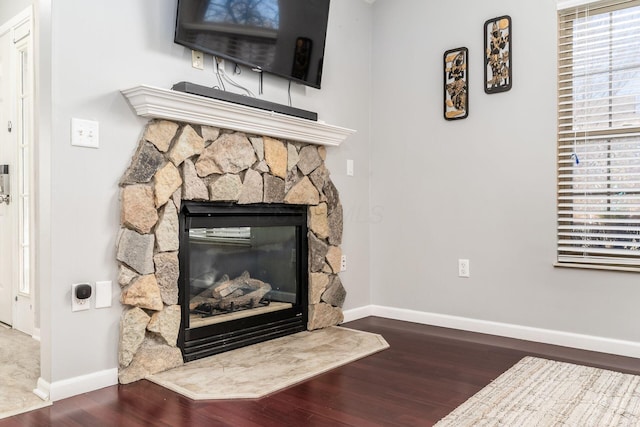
[179,202,308,361]
[188,225,297,327]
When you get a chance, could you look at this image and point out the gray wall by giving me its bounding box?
[44,0,372,386]
[370,0,640,344]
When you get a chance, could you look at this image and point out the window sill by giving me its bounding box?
[553,262,640,273]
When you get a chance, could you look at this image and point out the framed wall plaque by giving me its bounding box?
[444,47,468,120]
[484,15,511,93]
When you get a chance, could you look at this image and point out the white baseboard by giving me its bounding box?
[344,304,640,359]
[343,305,374,323]
[48,368,118,401]
[34,377,50,401]
[38,306,640,401]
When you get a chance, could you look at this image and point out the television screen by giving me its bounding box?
[175,0,331,89]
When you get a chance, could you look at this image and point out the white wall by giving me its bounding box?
[0,0,32,23]
[370,0,640,345]
[45,0,372,392]
[35,0,52,386]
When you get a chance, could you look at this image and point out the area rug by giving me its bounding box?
[0,328,51,420]
[436,356,640,426]
[147,326,389,399]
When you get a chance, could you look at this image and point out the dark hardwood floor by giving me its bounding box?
[3,316,640,427]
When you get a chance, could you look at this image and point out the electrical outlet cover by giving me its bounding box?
[458,259,470,278]
[192,50,204,70]
[71,283,91,312]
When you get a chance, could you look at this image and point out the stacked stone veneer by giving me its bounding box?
[116,119,346,384]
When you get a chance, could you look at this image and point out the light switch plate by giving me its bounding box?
[71,118,99,148]
[95,281,112,309]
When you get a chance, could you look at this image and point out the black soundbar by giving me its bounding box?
[171,82,318,121]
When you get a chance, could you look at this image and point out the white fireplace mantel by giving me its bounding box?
[121,85,355,147]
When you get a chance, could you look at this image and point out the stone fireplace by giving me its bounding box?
[116,86,354,384]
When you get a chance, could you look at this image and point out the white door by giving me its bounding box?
[0,9,33,335]
[0,29,13,326]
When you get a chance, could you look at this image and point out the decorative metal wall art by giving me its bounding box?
[444,47,469,120]
[484,15,511,93]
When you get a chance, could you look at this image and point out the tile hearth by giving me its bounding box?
[147,327,389,400]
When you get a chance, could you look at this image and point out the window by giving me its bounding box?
[15,23,32,294]
[557,0,640,269]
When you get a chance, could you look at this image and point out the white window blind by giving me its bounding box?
[558,0,640,268]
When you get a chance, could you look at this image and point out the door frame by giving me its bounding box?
[0,6,35,336]
[0,20,15,327]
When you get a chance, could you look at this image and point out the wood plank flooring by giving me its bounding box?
[2,316,640,427]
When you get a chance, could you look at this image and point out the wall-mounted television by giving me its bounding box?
[175,0,331,89]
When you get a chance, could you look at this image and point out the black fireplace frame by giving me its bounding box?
[178,201,309,362]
